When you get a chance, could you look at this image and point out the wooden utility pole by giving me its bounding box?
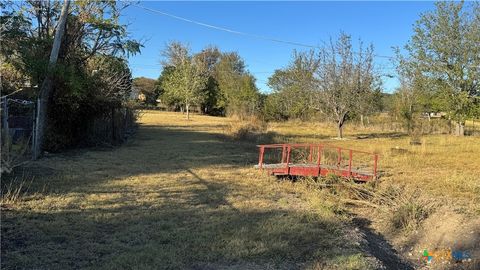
[33,0,70,159]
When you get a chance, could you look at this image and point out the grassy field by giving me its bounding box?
[1,111,479,269]
[2,111,377,269]
[269,120,480,208]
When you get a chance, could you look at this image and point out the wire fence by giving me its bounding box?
[1,95,138,167]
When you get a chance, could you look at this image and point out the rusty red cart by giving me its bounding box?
[254,143,379,181]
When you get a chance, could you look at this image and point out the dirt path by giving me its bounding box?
[353,217,414,270]
[2,112,412,269]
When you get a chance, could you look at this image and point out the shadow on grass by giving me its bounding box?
[3,119,414,269]
[4,123,261,193]
[353,217,414,270]
[1,167,365,269]
[353,132,406,140]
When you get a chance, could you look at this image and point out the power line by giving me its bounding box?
[133,4,396,60]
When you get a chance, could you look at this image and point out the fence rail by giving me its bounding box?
[255,143,379,181]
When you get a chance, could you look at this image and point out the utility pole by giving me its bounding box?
[33,0,70,159]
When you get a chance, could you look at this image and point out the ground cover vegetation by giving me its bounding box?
[1,1,480,269]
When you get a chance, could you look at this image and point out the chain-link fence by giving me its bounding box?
[1,96,35,173]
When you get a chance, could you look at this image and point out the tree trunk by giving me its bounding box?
[360,114,365,128]
[455,121,465,136]
[33,0,70,160]
[337,113,347,139]
[186,104,190,120]
[111,106,116,143]
[337,122,343,139]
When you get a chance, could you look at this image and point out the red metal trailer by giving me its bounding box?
[254,143,379,181]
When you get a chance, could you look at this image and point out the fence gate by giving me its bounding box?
[1,96,36,159]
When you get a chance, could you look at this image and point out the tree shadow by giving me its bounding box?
[1,119,404,269]
[353,132,406,140]
[3,122,260,194]
[2,167,366,269]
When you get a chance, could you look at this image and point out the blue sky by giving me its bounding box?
[122,1,436,93]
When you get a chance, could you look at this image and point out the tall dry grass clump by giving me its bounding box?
[1,176,33,207]
[224,115,269,142]
[300,175,437,233]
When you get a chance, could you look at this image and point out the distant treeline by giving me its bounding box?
[134,2,479,138]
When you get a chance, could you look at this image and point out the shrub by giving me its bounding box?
[225,116,268,142]
[391,201,430,232]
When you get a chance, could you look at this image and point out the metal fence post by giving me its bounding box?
[2,97,9,133]
[373,154,379,180]
[285,145,291,173]
[258,146,265,169]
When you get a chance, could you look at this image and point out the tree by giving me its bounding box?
[215,52,259,118]
[194,46,221,114]
[314,34,379,138]
[267,50,319,120]
[1,1,141,152]
[88,55,133,104]
[392,47,433,135]
[133,77,158,105]
[34,0,70,159]
[400,1,480,136]
[160,43,208,120]
[156,66,177,108]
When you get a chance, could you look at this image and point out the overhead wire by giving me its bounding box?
[133,4,396,60]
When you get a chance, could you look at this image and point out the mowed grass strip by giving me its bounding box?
[1,111,373,269]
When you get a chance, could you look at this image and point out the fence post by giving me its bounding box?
[2,97,8,133]
[111,106,115,143]
[258,146,265,169]
[316,146,322,176]
[373,154,379,180]
[285,145,291,174]
[31,98,38,159]
[317,146,322,165]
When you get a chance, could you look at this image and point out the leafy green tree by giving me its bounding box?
[194,46,222,114]
[156,66,177,108]
[1,1,141,152]
[160,43,208,120]
[400,1,480,135]
[215,52,259,118]
[267,50,319,120]
[133,77,158,105]
[262,92,288,121]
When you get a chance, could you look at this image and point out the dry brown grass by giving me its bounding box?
[2,111,478,269]
[267,117,480,269]
[223,115,269,142]
[267,119,480,210]
[1,111,374,269]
